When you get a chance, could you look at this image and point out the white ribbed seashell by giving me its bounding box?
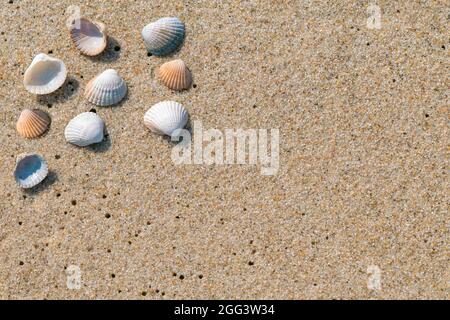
[85,69,127,106]
[23,53,67,95]
[144,101,188,136]
[157,59,192,91]
[14,153,48,189]
[64,112,105,147]
[141,17,185,56]
[69,17,107,56]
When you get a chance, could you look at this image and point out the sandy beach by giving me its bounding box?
[0,0,448,299]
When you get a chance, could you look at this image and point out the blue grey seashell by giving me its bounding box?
[141,17,185,56]
[14,154,48,189]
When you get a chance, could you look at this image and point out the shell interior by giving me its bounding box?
[23,53,67,95]
[141,17,185,56]
[70,18,107,56]
[14,154,48,189]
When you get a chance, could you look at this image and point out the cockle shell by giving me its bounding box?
[69,17,107,56]
[141,17,185,56]
[157,59,192,91]
[65,112,105,147]
[14,153,48,189]
[85,69,127,106]
[16,109,51,139]
[144,101,188,136]
[23,53,67,95]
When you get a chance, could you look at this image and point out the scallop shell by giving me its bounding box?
[141,17,185,56]
[14,153,48,189]
[69,17,107,56]
[157,59,192,91]
[65,112,105,147]
[16,109,51,139]
[23,53,67,95]
[85,69,127,106]
[144,101,188,136]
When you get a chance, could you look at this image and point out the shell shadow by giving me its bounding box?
[88,129,111,153]
[36,76,79,106]
[24,170,58,195]
[87,36,121,63]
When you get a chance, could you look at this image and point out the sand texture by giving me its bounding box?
[0,1,448,299]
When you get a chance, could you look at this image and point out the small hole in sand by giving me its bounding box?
[105,213,111,219]
[71,200,77,205]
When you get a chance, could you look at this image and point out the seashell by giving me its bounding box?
[23,53,67,95]
[14,153,48,189]
[69,17,107,56]
[85,69,127,106]
[144,101,188,136]
[157,59,192,91]
[141,17,185,56]
[65,112,105,147]
[16,109,51,139]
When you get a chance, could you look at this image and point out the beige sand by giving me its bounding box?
[0,0,448,299]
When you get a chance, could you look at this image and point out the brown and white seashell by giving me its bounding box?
[16,109,51,139]
[69,17,107,56]
[157,59,192,91]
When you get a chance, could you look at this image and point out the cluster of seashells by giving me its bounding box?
[14,16,192,189]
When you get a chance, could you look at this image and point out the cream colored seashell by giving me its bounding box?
[85,69,127,106]
[144,101,188,136]
[23,53,67,95]
[69,17,107,56]
[14,153,48,189]
[16,109,51,139]
[65,112,105,147]
[141,17,185,56]
[157,59,192,91]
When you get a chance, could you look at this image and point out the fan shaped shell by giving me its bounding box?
[141,17,185,56]
[85,69,127,106]
[14,153,48,189]
[16,109,51,139]
[144,101,188,136]
[70,17,107,56]
[64,112,105,147]
[157,59,192,91]
[23,53,67,95]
